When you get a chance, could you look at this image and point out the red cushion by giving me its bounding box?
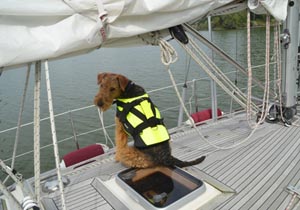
[191,108,222,123]
[63,144,104,167]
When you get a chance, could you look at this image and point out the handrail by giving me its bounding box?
[0,71,274,163]
[0,76,222,134]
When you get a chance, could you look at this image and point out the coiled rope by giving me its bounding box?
[158,37,178,65]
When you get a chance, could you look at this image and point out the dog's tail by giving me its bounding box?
[168,156,206,168]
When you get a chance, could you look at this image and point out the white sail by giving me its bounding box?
[0,0,288,69]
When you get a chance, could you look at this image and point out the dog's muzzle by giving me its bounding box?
[97,100,104,107]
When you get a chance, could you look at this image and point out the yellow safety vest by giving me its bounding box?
[116,94,169,148]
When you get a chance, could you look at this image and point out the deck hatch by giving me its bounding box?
[116,166,206,209]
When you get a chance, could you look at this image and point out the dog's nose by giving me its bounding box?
[97,100,104,107]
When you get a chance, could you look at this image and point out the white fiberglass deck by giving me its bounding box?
[34,112,300,210]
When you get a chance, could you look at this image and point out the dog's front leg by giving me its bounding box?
[114,117,155,168]
[115,117,128,162]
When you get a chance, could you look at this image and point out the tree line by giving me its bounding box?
[192,11,273,30]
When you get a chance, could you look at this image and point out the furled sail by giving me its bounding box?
[0,0,288,69]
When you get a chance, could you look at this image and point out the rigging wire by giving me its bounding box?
[181,37,259,112]
[12,64,31,166]
[184,50,192,84]
[3,63,31,184]
[188,79,196,114]
[178,47,193,126]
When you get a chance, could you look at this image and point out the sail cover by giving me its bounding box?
[0,0,288,69]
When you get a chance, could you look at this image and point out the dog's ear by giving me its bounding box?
[116,74,129,91]
[97,73,107,85]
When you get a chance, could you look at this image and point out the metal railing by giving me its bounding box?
[0,69,273,165]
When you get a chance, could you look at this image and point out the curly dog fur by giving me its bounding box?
[94,72,205,168]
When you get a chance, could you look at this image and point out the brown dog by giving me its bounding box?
[94,72,205,168]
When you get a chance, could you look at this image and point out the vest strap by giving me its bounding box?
[133,117,164,137]
[116,97,148,121]
[116,95,169,147]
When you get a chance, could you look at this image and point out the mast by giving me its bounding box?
[281,0,299,121]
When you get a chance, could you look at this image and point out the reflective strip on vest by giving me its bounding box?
[116,94,169,147]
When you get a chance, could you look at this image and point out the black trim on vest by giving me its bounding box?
[116,96,166,147]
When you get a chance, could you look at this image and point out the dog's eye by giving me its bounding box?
[110,87,116,92]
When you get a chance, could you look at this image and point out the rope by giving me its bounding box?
[285,194,297,210]
[273,26,279,100]
[246,9,253,125]
[33,61,41,205]
[257,14,271,124]
[158,15,278,150]
[167,58,259,150]
[158,38,260,150]
[97,109,115,147]
[45,60,67,210]
[246,13,272,128]
[158,38,178,65]
[294,198,300,210]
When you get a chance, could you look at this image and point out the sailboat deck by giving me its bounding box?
[178,114,300,210]
[39,113,300,210]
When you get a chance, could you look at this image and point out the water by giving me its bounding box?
[0,28,269,179]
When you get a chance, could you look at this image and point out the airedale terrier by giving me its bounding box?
[94,72,205,168]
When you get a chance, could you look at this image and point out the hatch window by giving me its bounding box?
[116,166,206,209]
